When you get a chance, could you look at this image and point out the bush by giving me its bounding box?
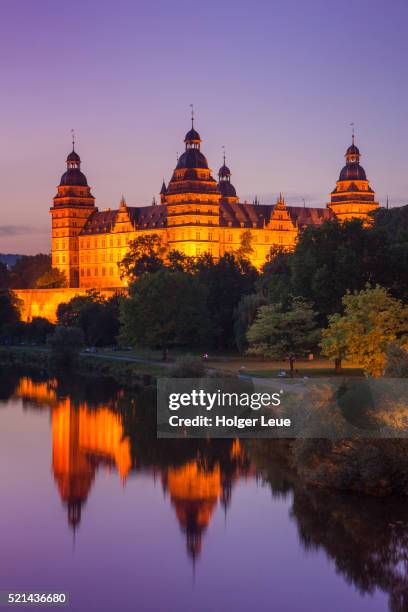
[384,343,408,377]
[168,355,206,378]
[47,326,85,368]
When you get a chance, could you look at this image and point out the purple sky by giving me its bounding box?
[1,0,407,254]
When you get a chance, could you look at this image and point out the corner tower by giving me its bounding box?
[51,143,96,287]
[328,134,378,223]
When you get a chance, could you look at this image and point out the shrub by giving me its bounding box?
[168,355,206,378]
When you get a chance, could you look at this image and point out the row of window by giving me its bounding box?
[54,255,78,264]
[80,236,130,249]
[80,252,122,263]
[80,267,117,277]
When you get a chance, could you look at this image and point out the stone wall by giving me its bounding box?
[13,288,123,323]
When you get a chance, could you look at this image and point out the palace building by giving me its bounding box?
[51,120,379,289]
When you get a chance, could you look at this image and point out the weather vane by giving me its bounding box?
[71,128,75,150]
[222,145,226,165]
[190,104,194,128]
[350,122,355,144]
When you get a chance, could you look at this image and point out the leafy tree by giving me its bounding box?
[371,205,408,302]
[25,317,55,344]
[57,290,120,346]
[321,285,408,377]
[195,253,258,349]
[10,254,51,288]
[47,326,85,367]
[233,293,267,353]
[120,269,210,358]
[289,219,388,324]
[320,313,349,372]
[118,234,166,281]
[167,250,196,273]
[36,267,67,288]
[247,297,319,375]
[236,230,254,259]
[0,262,10,289]
[0,291,21,333]
[384,343,408,378]
[258,246,293,306]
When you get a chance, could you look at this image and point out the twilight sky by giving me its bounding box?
[1,0,407,254]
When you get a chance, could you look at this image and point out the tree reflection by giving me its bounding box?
[248,439,408,612]
[5,372,408,610]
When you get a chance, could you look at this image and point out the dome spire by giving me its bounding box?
[184,106,201,150]
[350,122,355,145]
[66,130,81,170]
[218,149,238,202]
[218,147,231,182]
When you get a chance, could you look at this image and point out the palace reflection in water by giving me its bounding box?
[12,374,252,561]
[2,369,407,611]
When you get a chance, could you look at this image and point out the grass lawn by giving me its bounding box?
[207,357,364,377]
[244,367,364,378]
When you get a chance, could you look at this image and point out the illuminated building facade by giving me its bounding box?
[51,121,379,289]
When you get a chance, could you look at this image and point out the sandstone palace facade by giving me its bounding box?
[51,120,379,289]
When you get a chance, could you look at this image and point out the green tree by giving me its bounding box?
[118,234,166,281]
[10,254,51,288]
[258,246,293,306]
[25,317,55,344]
[195,253,258,349]
[321,285,408,377]
[0,291,21,333]
[57,290,120,346]
[35,267,67,288]
[236,230,254,259]
[120,269,210,358]
[167,250,196,273]
[233,293,267,353]
[0,262,10,289]
[247,297,319,375]
[320,313,349,372]
[47,326,85,367]
[384,343,408,377]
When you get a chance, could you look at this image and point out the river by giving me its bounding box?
[0,368,403,611]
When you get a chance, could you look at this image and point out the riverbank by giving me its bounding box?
[0,346,168,388]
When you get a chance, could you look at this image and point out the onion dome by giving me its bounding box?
[176,148,209,169]
[59,147,88,186]
[218,152,237,199]
[338,135,366,181]
[67,150,80,163]
[346,143,360,156]
[184,127,201,143]
[339,163,367,181]
[218,163,231,178]
[176,113,209,169]
[219,181,237,198]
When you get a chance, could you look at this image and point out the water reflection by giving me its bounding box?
[6,371,253,562]
[1,370,407,611]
